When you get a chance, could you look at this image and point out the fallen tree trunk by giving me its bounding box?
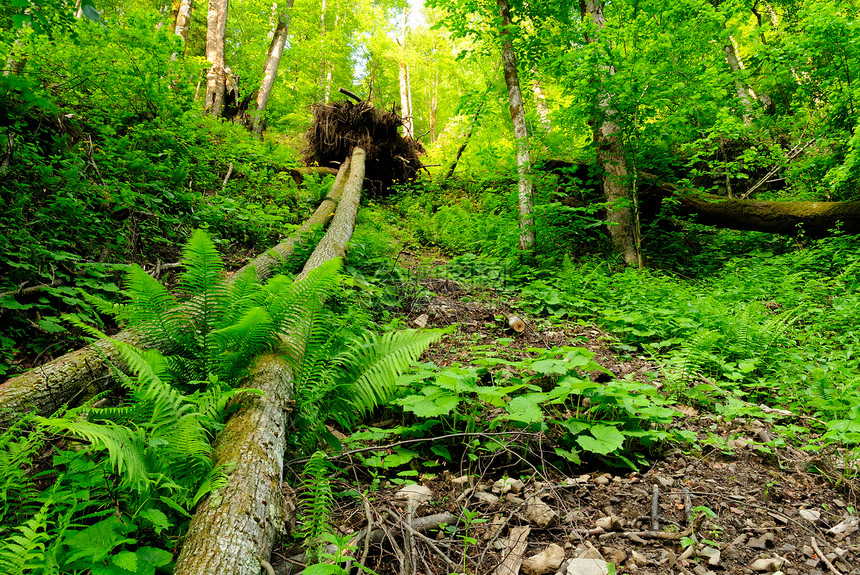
[0,161,351,427]
[675,192,860,236]
[173,353,292,575]
[174,148,367,575]
[288,166,339,187]
[298,147,367,280]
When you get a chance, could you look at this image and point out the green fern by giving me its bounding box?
[298,451,335,562]
[0,500,53,573]
[0,414,43,528]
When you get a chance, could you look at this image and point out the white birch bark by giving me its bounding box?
[252,0,294,135]
[497,0,534,253]
[205,0,229,117]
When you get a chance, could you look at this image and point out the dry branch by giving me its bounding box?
[0,162,352,427]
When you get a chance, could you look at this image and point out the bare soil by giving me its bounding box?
[277,273,860,575]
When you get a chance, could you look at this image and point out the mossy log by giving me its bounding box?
[676,192,860,236]
[174,148,367,575]
[173,354,293,575]
[288,166,339,187]
[297,147,366,280]
[0,161,351,427]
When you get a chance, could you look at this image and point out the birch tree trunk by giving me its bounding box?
[205,0,229,117]
[174,0,193,43]
[0,162,352,427]
[583,0,641,267]
[398,10,414,139]
[497,0,535,254]
[252,0,294,136]
[723,31,755,123]
[298,148,366,279]
[429,69,438,142]
[173,354,292,575]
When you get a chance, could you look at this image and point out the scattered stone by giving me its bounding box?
[563,558,610,575]
[692,565,716,575]
[732,533,749,546]
[798,509,820,522]
[474,491,499,505]
[594,515,621,531]
[655,475,674,487]
[577,474,591,484]
[522,543,565,575]
[600,547,626,565]
[801,545,815,557]
[525,496,557,528]
[748,532,775,549]
[576,546,604,560]
[749,556,787,572]
[699,546,721,567]
[395,484,433,504]
[412,313,429,328]
[594,473,612,486]
[493,477,525,495]
[630,550,648,565]
[450,475,472,487]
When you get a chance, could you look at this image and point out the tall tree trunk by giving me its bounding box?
[319,0,329,103]
[252,0,294,136]
[398,9,414,139]
[444,99,485,182]
[582,0,641,267]
[531,73,552,132]
[722,29,755,122]
[205,0,229,117]
[174,0,192,43]
[429,69,438,143]
[497,0,535,254]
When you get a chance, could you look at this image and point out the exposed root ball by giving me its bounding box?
[303,100,424,195]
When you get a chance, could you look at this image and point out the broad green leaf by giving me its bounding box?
[576,425,625,455]
[504,395,544,424]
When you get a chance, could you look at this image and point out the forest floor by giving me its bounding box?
[275,266,860,575]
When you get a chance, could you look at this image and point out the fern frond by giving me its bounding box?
[123,265,189,350]
[0,414,43,525]
[225,265,265,325]
[0,500,52,573]
[334,329,443,426]
[214,306,275,383]
[267,259,342,340]
[298,451,334,560]
[36,417,149,492]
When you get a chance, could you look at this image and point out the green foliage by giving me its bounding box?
[298,451,336,561]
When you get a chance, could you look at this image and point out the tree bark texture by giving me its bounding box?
[497,0,535,253]
[676,193,860,236]
[722,29,755,122]
[583,0,641,268]
[0,163,351,427]
[297,147,366,280]
[253,0,295,136]
[398,10,414,139]
[205,0,229,117]
[532,75,552,132]
[174,0,193,43]
[176,156,363,574]
[173,354,292,575]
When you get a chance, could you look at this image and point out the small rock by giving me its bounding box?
[525,496,558,528]
[594,473,612,486]
[522,543,565,575]
[577,474,591,484]
[655,476,674,487]
[412,313,429,328]
[576,545,604,560]
[474,491,499,505]
[749,556,787,572]
[492,477,525,494]
[600,546,626,565]
[804,558,820,569]
[594,515,621,531]
[630,550,648,565]
[692,565,716,575]
[779,543,796,553]
[732,533,749,546]
[658,550,676,568]
[801,545,815,557]
[450,475,472,487]
[395,484,433,504]
[563,558,610,575]
[798,509,820,522]
[699,546,721,567]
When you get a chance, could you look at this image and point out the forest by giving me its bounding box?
[1,0,859,573]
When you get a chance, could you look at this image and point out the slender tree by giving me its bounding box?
[398,8,414,138]
[497,0,535,254]
[174,0,193,44]
[581,0,641,268]
[252,0,295,135]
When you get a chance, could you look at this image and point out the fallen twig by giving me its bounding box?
[812,536,844,575]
